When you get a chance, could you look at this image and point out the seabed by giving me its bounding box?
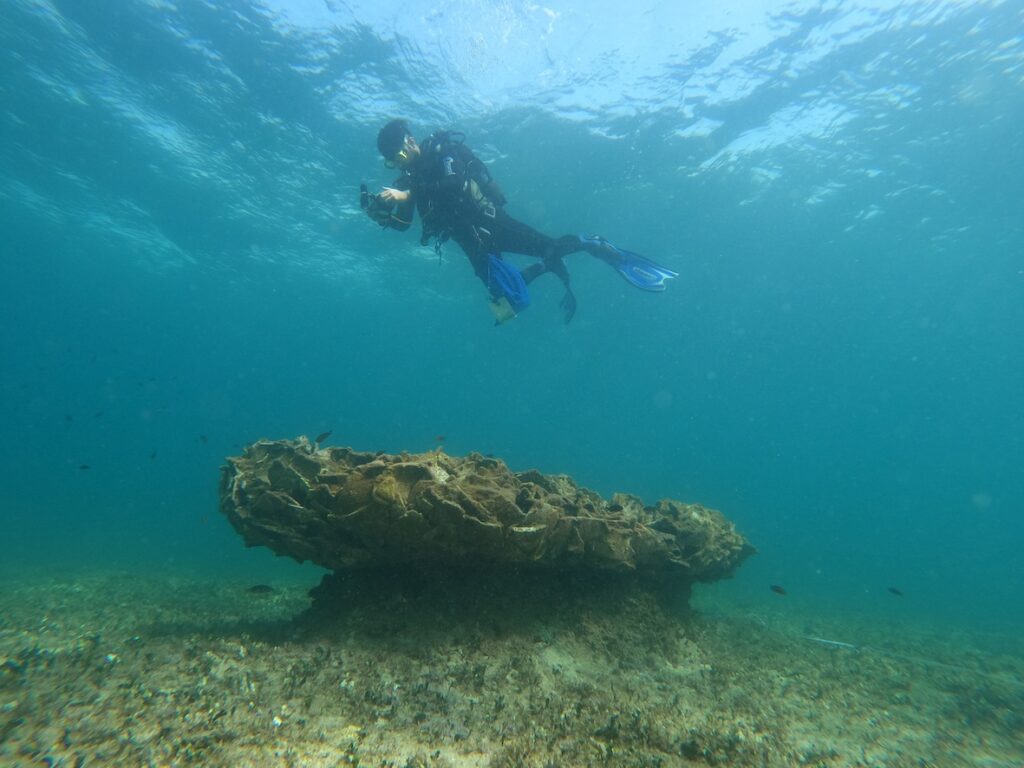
[1,568,1021,767]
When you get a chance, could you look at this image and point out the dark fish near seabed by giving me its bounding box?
[315,430,332,445]
[247,584,275,594]
[79,464,90,470]
[887,586,904,596]
[770,584,787,595]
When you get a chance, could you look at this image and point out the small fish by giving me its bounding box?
[770,584,787,596]
[247,584,274,594]
[65,414,74,422]
[887,586,904,596]
[79,464,90,470]
[435,435,446,443]
[150,450,157,460]
[315,430,332,445]
[198,434,208,444]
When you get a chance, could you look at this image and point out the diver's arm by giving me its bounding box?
[457,144,507,205]
[379,187,409,204]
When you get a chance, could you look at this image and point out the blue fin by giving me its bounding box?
[579,235,678,292]
[486,253,531,312]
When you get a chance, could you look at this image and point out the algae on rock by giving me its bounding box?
[219,437,754,583]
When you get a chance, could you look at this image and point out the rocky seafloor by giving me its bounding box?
[1,567,1022,767]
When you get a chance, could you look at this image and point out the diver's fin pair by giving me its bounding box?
[578,234,678,291]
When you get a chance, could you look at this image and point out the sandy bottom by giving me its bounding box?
[1,568,1021,767]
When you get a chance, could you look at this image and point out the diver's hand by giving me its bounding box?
[379,187,409,204]
[560,289,577,324]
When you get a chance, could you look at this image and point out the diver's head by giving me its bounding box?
[377,119,419,168]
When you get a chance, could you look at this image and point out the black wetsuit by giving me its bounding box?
[377,132,580,317]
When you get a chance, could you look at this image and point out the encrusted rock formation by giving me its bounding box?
[219,437,754,582]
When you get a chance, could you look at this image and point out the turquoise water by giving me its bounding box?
[1,0,1021,630]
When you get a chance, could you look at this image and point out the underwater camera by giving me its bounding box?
[360,182,392,221]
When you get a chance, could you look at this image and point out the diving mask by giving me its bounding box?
[385,135,415,168]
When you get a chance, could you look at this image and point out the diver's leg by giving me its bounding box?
[453,229,523,324]
[492,213,577,322]
[490,212,574,262]
[452,229,491,285]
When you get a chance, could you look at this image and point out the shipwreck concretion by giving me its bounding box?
[219,438,754,581]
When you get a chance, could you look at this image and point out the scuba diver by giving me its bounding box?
[362,119,677,324]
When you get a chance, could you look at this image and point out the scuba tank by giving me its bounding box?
[422,131,507,209]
